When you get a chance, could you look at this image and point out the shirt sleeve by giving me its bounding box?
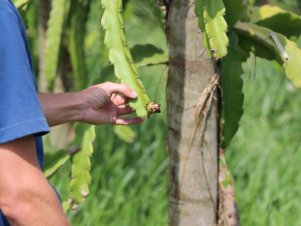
[0,3,49,144]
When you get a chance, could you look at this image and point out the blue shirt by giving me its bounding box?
[0,0,50,225]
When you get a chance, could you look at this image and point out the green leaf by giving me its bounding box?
[97,65,115,83]
[68,124,96,209]
[13,0,31,9]
[235,21,301,88]
[195,0,210,51]
[95,43,167,85]
[238,45,251,63]
[44,150,70,178]
[221,33,244,148]
[13,0,31,27]
[68,0,92,90]
[237,34,275,61]
[131,44,168,67]
[194,0,204,31]
[248,5,301,38]
[101,0,160,118]
[44,0,69,91]
[114,125,136,143]
[223,0,246,29]
[195,0,229,59]
[123,0,167,49]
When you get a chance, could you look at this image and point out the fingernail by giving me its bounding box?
[131,91,138,98]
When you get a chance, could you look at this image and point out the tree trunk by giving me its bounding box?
[167,0,219,225]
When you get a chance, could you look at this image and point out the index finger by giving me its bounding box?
[104,82,138,99]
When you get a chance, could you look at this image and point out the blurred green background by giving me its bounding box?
[22,0,301,225]
[227,57,301,226]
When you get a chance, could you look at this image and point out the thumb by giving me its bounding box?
[109,83,138,99]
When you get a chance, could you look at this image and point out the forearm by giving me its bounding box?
[38,83,143,126]
[3,173,70,226]
[38,92,84,127]
[0,136,70,226]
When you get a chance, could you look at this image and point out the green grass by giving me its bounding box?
[226,58,301,226]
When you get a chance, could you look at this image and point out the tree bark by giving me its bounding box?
[167,0,219,225]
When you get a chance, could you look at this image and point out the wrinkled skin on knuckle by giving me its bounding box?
[85,86,110,109]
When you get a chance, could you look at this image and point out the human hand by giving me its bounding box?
[79,82,144,125]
